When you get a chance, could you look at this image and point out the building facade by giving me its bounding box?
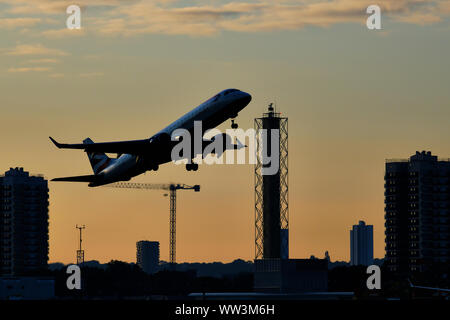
[350,221,374,266]
[0,168,49,276]
[385,151,450,273]
[136,240,159,274]
[254,258,328,293]
[0,277,55,300]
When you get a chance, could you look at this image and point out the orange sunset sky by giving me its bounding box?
[1,0,450,264]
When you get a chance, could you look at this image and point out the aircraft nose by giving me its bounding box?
[239,92,252,106]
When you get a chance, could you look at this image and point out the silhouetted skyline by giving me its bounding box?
[1,1,450,264]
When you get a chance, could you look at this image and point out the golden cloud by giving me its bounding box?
[0,17,42,29]
[4,44,69,56]
[41,28,86,39]
[24,58,60,64]
[93,0,450,36]
[8,66,52,72]
[1,0,449,37]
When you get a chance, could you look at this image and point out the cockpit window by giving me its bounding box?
[206,93,220,103]
[223,89,239,95]
[205,89,239,104]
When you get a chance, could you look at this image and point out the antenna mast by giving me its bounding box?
[76,224,86,265]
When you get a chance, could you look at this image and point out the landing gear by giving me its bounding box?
[149,164,159,171]
[186,163,198,171]
[231,119,238,129]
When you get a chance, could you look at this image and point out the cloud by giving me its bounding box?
[0,17,42,29]
[3,44,69,56]
[0,0,132,15]
[1,0,102,14]
[439,0,450,13]
[394,13,442,25]
[24,58,60,64]
[8,66,52,72]
[92,0,450,36]
[3,43,67,76]
[41,28,86,39]
[1,0,449,37]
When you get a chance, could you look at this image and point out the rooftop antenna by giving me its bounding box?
[76,225,86,265]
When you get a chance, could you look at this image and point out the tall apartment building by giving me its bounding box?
[350,221,374,266]
[136,240,159,274]
[0,168,49,276]
[385,151,450,274]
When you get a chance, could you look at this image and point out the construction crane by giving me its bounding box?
[107,182,200,267]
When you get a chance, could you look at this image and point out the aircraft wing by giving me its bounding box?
[411,284,450,292]
[409,279,450,292]
[50,136,150,155]
[52,174,97,182]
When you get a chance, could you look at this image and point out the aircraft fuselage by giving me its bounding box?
[52,89,252,187]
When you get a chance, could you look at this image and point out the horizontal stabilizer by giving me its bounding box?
[52,175,97,183]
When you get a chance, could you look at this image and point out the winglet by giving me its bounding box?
[408,279,414,288]
[49,136,62,148]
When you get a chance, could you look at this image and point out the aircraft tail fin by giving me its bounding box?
[83,138,112,174]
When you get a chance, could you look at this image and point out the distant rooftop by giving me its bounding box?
[386,151,450,163]
[1,167,45,179]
